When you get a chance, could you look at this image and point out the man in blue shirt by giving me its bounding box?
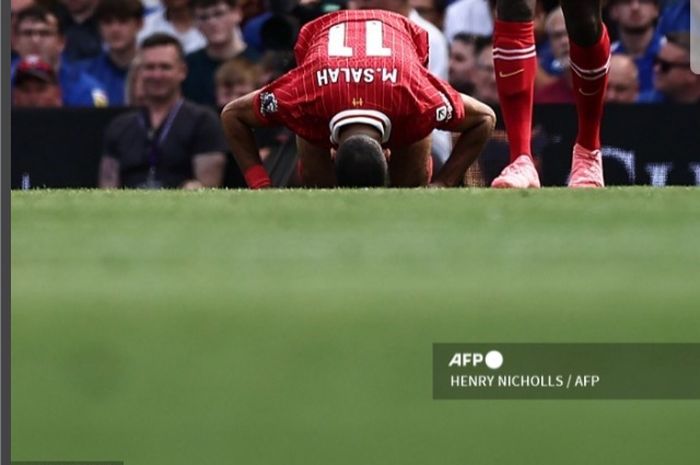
[609,0,663,93]
[12,6,108,107]
[639,31,700,102]
[76,0,143,106]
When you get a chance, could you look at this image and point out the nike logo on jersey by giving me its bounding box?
[498,69,525,78]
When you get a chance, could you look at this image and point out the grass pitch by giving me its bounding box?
[11,188,700,465]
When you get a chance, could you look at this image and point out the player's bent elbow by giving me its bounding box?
[482,106,497,134]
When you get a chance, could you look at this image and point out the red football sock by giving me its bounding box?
[569,24,611,151]
[493,20,537,162]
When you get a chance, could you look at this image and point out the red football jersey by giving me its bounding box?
[253,10,465,148]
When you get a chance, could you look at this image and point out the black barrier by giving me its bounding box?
[10,105,700,188]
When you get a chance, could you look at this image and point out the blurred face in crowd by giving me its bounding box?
[100,17,143,53]
[216,74,255,108]
[13,77,62,108]
[194,2,240,47]
[140,45,187,103]
[611,0,659,34]
[11,0,35,50]
[473,46,499,105]
[410,0,442,28]
[546,8,569,65]
[14,15,64,67]
[606,55,639,103]
[448,39,476,92]
[653,42,695,99]
[61,0,98,15]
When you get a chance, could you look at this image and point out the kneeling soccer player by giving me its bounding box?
[221,9,495,188]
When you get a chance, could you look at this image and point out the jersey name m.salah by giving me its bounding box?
[253,10,465,148]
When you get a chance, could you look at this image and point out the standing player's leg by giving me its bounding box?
[561,0,610,187]
[490,0,541,188]
[296,136,336,187]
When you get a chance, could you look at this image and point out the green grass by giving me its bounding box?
[11,188,700,465]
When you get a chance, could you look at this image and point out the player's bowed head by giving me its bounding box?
[331,124,391,188]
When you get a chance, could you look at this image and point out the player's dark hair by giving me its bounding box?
[335,135,388,188]
[96,0,144,22]
[15,6,64,35]
[189,0,238,10]
[140,33,186,62]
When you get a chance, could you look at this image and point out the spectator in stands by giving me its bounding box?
[410,0,446,29]
[642,31,700,102]
[12,55,63,107]
[215,57,259,109]
[13,6,108,106]
[606,54,640,103]
[534,7,575,103]
[139,0,207,53]
[472,39,499,105]
[125,58,147,106]
[58,0,102,61]
[183,0,258,107]
[11,0,36,60]
[610,0,663,94]
[448,33,480,94]
[77,0,144,106]
[100,34,228,189]
[443,0,495,41]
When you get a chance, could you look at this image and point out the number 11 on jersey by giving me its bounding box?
[328,21,392,57]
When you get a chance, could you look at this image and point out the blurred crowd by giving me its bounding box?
[10,0,696,109]
[9,0,696,188]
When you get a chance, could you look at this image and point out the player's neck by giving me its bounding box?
[206,32,245,61]
[618,28,654,59]
[108,46,136,70]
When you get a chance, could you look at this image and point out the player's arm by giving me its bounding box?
[431,94,496,187]
[220,91,271,189]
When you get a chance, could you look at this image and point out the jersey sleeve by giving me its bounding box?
[429,75,467,132]
[251,70,300,128]
[405,17,430,68]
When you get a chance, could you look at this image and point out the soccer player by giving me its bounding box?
[491,0,610,188]
[221,10,496,188]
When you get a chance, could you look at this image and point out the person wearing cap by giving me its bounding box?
[12,5,108,107]
[12,55,63,107]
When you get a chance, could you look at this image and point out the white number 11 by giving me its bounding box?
[327,21,392,57]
